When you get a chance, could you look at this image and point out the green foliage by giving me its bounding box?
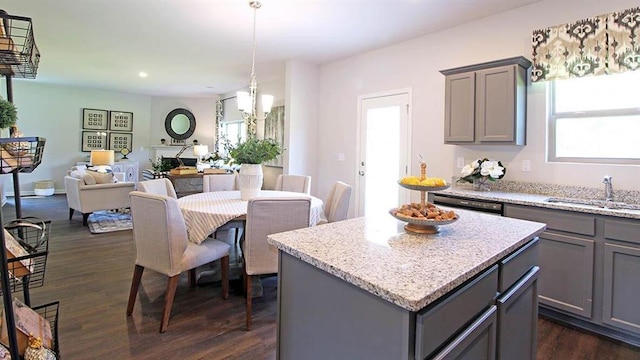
[0,97,17,129]
[228,137,282,164]
[149,158,172,172]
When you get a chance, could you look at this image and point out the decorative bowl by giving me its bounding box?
[389,207,459,234]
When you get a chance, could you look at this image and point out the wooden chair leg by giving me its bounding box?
[160,275,180,333]
[188,268,197,287]
[221,256,229,299]
[126,265,144,316]
[245,273,252,331]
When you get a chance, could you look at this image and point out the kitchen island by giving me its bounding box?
[268,210,546,360]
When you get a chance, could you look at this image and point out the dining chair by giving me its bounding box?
[137,178,177,199]
[126,191,230,333]
[274,174,311,194]
[318,181,352,224]
[202,173,237,192]
[242,197,311,330]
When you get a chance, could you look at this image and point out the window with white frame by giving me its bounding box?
[219,120,246,153]
[548,71,640,164]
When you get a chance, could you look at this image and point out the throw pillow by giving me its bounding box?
[69,170,84,179]
[82,174,96,185]
[87,170,114,184]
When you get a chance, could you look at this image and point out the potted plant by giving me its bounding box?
[228,137,282,200]
[0,96,17,133]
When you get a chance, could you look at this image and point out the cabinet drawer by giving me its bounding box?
[499,238,538,292]
[604,219,640,246]
[173,178,203,192]
[415,265,498,359]
[432,306,497,360]
[504,205,596,236]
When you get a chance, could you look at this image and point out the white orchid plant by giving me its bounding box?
[458,158,506,184]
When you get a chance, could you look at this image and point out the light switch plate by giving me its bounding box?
[456,157,465,169]
[522,160,531,172]
[337,153,345,161]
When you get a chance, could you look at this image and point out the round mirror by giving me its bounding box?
[165,108,196,140]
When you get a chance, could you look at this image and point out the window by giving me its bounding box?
[548,71,640,164]
[219,120,246,153]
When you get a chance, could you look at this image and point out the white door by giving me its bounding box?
[356,90,411,217]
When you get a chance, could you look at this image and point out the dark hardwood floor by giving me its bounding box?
[1,194,639,359]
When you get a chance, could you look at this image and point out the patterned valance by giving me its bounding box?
[532,6,640,82]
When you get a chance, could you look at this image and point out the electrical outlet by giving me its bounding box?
[522,160,531,172]
[337,153,345,161]
[456,157,465,169]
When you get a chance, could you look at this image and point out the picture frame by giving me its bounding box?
[82,108,108,130]
[81,131,108,152]
[109,111,133,132]
[108,132,133,152]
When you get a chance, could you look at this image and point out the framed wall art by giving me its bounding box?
[82,108,108,130]
[81,131,107,152]
[109,111,133,131]
[109,132,133,152]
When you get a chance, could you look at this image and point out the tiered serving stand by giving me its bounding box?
[390,163,458,234]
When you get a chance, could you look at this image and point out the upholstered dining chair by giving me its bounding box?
[202,173,237,192]
[137,178,177,199]
[242,197,311,330]
[126,191,230,333]
[318,181,352,224]
[274,174,312,194]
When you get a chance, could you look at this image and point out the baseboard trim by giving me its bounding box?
[539,306,640,348]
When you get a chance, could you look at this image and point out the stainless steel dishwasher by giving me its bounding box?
[430,193,503,215]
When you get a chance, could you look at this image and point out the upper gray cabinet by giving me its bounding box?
[440,57,531,145]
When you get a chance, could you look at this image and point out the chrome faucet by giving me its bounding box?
[603,175,613,202]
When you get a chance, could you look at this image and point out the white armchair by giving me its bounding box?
[65,172,134,226]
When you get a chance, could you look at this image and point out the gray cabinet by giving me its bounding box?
[504,204,595,319]
[441,57,530,145]
[505,204,640,346]
[432,306,497,360]
[111,161,139,183]
[497,267,539,360]
[602,219,640,335]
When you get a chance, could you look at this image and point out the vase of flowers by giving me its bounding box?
[228,137,282,200]
[457,158,506,191]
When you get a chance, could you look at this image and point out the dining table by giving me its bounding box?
[177,190,325,245]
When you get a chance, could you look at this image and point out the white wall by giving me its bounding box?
[317,0,640,217]
[285,59,319,194]
[0,80,220,195]
[0,81,152,195]
[149,96,218,152]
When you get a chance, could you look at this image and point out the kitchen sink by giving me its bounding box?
[545,197,640,211]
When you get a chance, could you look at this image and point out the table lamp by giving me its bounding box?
[90,150,115,173]
[193,145,209,172]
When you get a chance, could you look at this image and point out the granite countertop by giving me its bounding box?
[268,211,545,312]
[435,187,640,220]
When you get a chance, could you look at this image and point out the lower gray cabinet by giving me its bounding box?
[432,306,497,360]
[538,232,594,318]
[497,267,539,360]
[602,243,640,334]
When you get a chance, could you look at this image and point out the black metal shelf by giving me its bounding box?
[0,10,41,79]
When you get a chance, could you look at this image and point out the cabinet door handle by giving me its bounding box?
[359,170,365,176]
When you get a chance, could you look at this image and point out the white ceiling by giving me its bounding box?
[3,0,540,98]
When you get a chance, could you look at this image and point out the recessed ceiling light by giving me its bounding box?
[138,72,148,78]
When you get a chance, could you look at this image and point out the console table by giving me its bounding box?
[167,173,203,197]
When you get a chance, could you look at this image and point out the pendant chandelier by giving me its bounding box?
[237,1,274,138]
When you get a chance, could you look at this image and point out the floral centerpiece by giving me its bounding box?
[458,158,506,191]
